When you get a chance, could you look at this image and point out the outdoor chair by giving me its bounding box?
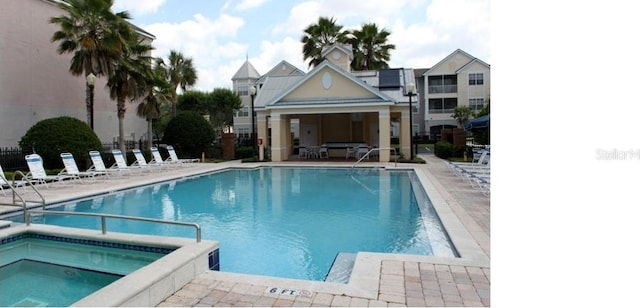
[24,154,74,188]
[166,146,199,163]
[59,152,106,183]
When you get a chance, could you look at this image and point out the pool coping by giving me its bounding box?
[0,160,489,303]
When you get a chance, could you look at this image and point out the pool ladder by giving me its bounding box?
[351,147,398,170]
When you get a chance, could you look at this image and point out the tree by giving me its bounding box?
[163,111,215,158]
[106,26,154,157]
[301,17,349,68]
[136,62,172,149]
[348,23,395,71]
[209,88,242,135]
[50,0,131,129]
[451,106,474,128]
[156,50,197,116]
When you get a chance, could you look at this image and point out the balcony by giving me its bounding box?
[428,85,457,93]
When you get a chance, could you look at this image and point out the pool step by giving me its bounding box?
[324,253,356,283]
[0,220,11,229]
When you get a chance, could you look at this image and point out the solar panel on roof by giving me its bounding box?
[378,69,401,88]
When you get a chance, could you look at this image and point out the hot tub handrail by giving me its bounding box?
[351,147,398,168]
[25,210,202,242]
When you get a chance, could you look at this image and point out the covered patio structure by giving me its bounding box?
[252,48,415,162]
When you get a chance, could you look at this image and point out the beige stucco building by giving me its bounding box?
[0,0,151,148]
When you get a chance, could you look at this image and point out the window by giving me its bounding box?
[469,73,484,85]
[469,98,484,111]
[235,107,249,117]
[412,105,418,113]
[235,85,249,96]
[412,124,420,136]
[236,127,250,139]
[429,98,457,113]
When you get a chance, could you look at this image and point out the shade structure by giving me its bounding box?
[464,114,490,130]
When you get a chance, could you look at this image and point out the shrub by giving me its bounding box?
[19,117,102,169]
[163,111,215,158]
[235,146,254,159]
[434,141,454,159]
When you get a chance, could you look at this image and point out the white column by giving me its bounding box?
[400,109,410,158]
[271,113,284,162]
[378,109,391,162]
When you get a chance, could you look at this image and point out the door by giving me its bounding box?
[300,124,317,146]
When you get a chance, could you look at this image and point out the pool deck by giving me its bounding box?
[0,153,490,307]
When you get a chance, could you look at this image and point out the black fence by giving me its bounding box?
[0,147,28,172]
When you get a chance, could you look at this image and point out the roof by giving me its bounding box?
[264,60,396,108]
[232,59,260,81]
[257,60,305,84]
[254,75,305,108]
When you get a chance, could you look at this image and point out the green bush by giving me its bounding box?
[434,141,454,159]
[235,146,254,159]
[163,111,215,158]
[19,117,102,169]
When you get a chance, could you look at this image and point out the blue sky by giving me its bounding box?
[113,0,490,90]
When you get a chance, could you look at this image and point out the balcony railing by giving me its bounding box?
[428,85,457,93]
[428,109,455,114]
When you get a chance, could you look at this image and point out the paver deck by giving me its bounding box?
[0,153,490,307]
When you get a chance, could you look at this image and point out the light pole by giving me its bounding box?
[249,85,257,160]
[406,82,416,160]
[86,73,96,130]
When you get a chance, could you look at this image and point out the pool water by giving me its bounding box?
[31,167,455,281]
[0,260,121,307]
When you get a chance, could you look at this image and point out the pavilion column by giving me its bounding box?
[270,113,286,162]
[400,109,411,158]
[257,113,268,160]
[378,109,391,162]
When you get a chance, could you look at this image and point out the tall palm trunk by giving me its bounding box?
[117,98,127,162]
[146,118,153,149]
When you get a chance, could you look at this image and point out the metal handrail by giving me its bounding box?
[0,171,46,221]
[351,147,398,169]
[25,210,202,243]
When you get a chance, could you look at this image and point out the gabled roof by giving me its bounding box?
[426,49,489,75]
[320,44,353,59]
[257,60,305,83]
[232,59,260,81]
[265,60,395,108]
[456,57,490,73]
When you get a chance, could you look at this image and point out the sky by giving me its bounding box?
[112,0,490,91]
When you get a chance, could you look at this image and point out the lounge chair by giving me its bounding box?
[166,146,199,163]
[111,149,143,174]
[150,147,177,167]
[59,152,106,183]
[88,151,126,177]
[131,149,162,171]
[24,154,74,188]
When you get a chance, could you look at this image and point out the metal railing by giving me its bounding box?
[0,171,46,221]
[428,85,457,93]
[351,147,398,169]
[25,210,202,243]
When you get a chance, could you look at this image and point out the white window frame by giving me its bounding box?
[469,73,484,85]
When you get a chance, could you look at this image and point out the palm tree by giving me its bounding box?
[136,62,172,149]
[106,27,154,156]
[349,23,395,71]
[301,17,349,68]
[50,0,131,129]
[156,51,197,116]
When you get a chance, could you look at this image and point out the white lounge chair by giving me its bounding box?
[111,149,143,174]
[25,154,74,188]
[88,151,127,177]
[150,147,177,167]
[166,146,199,163]
[131,149,162,171]
[1,164,33,195]
[59,152,106,183]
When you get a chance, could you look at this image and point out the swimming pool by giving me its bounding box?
[27,167,456,281]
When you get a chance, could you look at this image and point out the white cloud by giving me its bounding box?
[141,13,246,90]
[113,0,166,16]
[235,0,268,11]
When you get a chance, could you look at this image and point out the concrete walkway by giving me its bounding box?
[158,154,490,307]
